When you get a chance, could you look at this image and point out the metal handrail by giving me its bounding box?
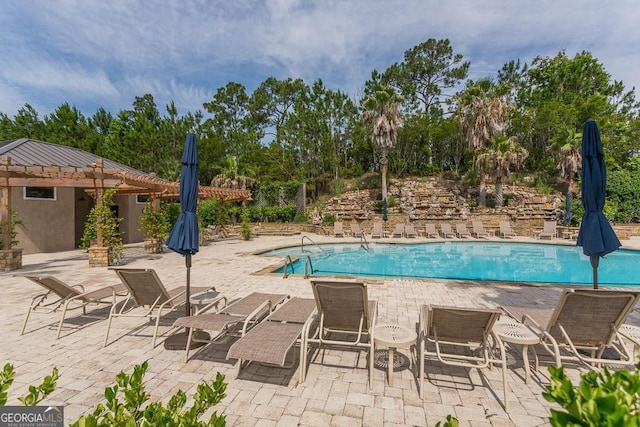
[301,235,325,253]
[303,255,314,278]
[360,233,370,251]
[283,255,294,278]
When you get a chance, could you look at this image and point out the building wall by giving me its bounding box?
[3,187,146,254]
[118,194,145,243]
[12,187,76,254]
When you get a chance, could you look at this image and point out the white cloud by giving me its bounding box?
[0,0,638,116]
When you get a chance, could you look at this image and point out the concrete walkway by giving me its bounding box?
[2,233,639,426]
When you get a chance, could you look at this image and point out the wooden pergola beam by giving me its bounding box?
[0,154,252,249]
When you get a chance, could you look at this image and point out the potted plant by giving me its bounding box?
[240,205,251,240]
[81,189,123,266]
[139,202,169,253]
[0,209,24,271]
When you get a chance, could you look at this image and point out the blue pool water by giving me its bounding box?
[260,242,640,286]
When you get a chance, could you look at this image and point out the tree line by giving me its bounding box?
[1,38,639,219]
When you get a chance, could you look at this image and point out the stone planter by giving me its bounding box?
[88,246,110,267]
[144,238,164,254]
[0,248,22,271]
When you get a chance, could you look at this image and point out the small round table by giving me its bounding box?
[374,323,417,386]
[494,318,540,384]
[190,289,226,314]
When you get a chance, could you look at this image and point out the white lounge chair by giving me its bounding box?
[307,279,378,389]
[419,305,509,411]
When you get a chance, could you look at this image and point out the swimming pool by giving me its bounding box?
[260,242,640,286]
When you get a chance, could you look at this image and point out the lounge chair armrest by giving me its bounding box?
[240,300,274,335]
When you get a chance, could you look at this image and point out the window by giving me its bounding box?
[24,187,56,200]
[136,195,150,204]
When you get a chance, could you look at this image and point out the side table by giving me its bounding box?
[374,323,417,386]
[190,289,227,314]
[493,318,540,384]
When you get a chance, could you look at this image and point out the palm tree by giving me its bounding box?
[361,84,403,202]
[455,79,511,207]
[476,134,529,207]
[554,128,582,196]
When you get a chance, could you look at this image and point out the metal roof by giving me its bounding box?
[0,138,251,201]
[0,138,147,176]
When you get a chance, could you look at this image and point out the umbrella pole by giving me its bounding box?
[590,256,599,289]
[185,254,191,316]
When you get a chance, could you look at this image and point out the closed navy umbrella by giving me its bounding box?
[165,133,201,349]
[576,119,620,288]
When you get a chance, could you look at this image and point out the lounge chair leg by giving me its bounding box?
[419,340,424,399]
[184,328,195,363]
[21,308,33,335]
[104,306,116,347]
[56,302,71,339]
[152,313,162,348]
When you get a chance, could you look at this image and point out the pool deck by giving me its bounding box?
[2,233,639,426]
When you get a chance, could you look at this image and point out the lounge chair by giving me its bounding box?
[334,221,345,237]
[537,221,557,239]
[104,268,212,348]
[418,304,509,411]
[440,223,456,238]
[391,223,404,238]
[498,221,516,238]
[471,220,491,238]
[226,297,317,381]
[174,292,290,362]
[22,276,128,339]
[350,221,364,238]
[371,222,383,238]
[501,289,640,369]
[455,223,471,238]
[307,279,378,388]
[405,223,418,238]
[424,223,439,238]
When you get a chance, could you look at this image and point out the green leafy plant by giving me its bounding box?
[0,363,59,406]
[72,361,227,426]
[80,189,123,264]
[435,415,459,427]
[240,206,251,240]
[0,210,23,250]
[139,203,170,240]
[2,361,227,426]
[543,362,640,426]
[322,213,336,225]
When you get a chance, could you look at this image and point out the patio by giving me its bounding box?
[2,233,638,426]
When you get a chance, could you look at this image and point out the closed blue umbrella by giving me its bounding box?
[382,198,388,222]
[564,193,572,223]
[165,133,200,349]
[576,119,620,288]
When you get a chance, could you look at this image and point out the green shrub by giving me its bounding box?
[323,214,336,225]
[1,363,58,406]
[330,178,346,197]
[80,189,123,264]
[163,202,182,228]
[198,198,222,228]
[139,203,170,240]
[2,361,227,426]
[543,362,640,426]
[0,210,23,250]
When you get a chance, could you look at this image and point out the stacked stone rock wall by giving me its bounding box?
[320,177,566,233]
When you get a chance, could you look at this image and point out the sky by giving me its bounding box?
[1,0,639,119]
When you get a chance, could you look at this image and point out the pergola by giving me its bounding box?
[0,156,251,249]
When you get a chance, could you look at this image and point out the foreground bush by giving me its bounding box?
[543,362,640,426]
[2,361,227,426]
